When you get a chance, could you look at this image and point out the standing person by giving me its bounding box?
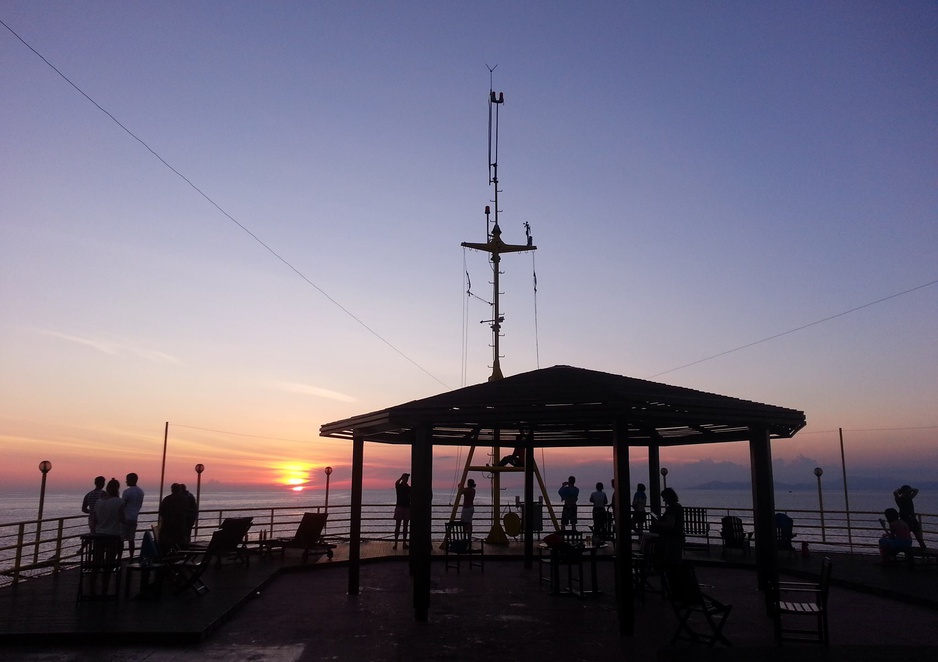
[632,483,648,532]
[81,476,107,532]
[393,473,411,550]
[158,483,189,554]
[894,485,926,549]
[121,472,144,560]
[589,481,608,541]
[461,478,477,536]
[91,478,125,536]
[878,507,913,566]
[181,483,198,542]
[559,476,579,530]
[650,487,685,564]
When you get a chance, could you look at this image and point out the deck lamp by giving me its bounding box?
[660,467,668,490]
[35,460,52,563]
[194,464,205,537]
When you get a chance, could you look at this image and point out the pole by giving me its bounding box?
[814,467,826,543]
[194,464,204,537]
[324,466,333,534]
[34,460,52,563]
[159,421,169,503]
[839,428,853,553]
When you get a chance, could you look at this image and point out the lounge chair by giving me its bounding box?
[272,512,336,562]
[663,562,732,647]
[184,516,253,566]
[720,516,753,558]
[775,513,797,557]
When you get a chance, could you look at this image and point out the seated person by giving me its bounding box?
[497,446,524,467]
[879,507,912,565]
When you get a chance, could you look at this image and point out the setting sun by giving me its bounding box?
[277,463,312,491]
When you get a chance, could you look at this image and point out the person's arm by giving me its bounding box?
[82,494,91,514]
[909,488,919,498]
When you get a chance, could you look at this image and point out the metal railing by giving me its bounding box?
[1,502,931,587]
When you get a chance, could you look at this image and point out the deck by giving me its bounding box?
[1,540,937,659]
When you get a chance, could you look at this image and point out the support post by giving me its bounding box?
[347,433,364,595]
[749,426,778,607]
[523,440,535,567]
[613,418,634,636]
[648,442,662,517]
[411,423,433,621]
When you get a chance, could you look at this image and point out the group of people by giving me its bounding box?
[878,484,927,565]
[81,473,200,558]
[81,473,145,559]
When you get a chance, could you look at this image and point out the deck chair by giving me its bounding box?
[720,516,753,558]
[165,529,229,595]
[444,521,484,572]
[538,529,584,596]
[773,556,833,645]
[276,512,336,562]
[663,563,733,647]
[775,513,797,557]
[182,516,254,566]
[632,533,663,603]
[76,534,123,603]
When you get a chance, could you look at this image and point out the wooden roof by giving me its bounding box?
[319,365,806,448]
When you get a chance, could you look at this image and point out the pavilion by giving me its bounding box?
[319,364,806,634]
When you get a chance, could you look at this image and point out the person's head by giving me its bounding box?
[402,473,410,481]
[467,479,476,488]
[596,482,603,491]
[661,487,679,505]
[567,476,576,485]
[898,484,912,494]
[94,475,106,489]
[171,483,182,494]
[637,483,646,491]
[126,472,138,486]
[105,478,120,496]
[180,483,187,493]
[885,507,900,522]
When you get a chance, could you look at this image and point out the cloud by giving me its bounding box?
[266,380,357,403]
[38,330,182,364]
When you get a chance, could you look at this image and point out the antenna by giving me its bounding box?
[462,72,536,382]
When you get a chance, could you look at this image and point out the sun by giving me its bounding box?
[277,463,312,491]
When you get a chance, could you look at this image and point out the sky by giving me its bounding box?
[1,2,936,499]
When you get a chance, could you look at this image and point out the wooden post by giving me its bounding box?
[411,423,433,621]
[613,418,634,636]
[347,433,364,595]
[749,426,778,607]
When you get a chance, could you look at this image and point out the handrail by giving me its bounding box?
[1,502,932,587]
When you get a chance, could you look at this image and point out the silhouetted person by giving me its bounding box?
[878,507,912,565]
[589,481,608,541]
[632,483,647,532]
[81,476,106,532]
[181,483,198,542]
[651,487,685,564]
[121,472,144,560]
[158,483,189,554]
[894,485,926,549]
[461,478,477,536]
[393,473,411,550]
[559,476,579,529]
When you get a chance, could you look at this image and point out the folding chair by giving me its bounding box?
[165,529,227,596]
[720,516,753,558]
[444,521,484,573]
[773,557,833,645]
[76,534,123,603]
[663,563,733,647]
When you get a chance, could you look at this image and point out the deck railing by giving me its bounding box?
[1,503,930,587]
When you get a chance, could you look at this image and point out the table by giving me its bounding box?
[124,561,167,600]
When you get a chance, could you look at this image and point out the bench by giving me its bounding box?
[683,507,710,555]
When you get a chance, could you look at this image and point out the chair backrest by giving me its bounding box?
[216,517,253,550]
[294,513,328,548]
[721,516,745,541]
[775,513,795,548]
[683,507,709,535]
[560,529,583,546]
[818,557,833,607]
[81,534,123,569]
[663,563,703,605]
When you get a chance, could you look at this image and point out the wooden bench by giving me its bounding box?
[683,507,710,555]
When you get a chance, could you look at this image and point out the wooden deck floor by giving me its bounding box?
[1,539,935,647]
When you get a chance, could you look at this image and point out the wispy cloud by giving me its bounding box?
[38,330,183,365]
[266,380,357,403]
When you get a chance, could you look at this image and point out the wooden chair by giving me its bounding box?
[184,516,254,566]
[775,513,797,557]
[272,512,336,562]
[662,562,732,647]
[683,507,711,555]
[76,534,123,603]
[720,516,753,558]
[773,557,833,645]
[165,529,227,596]
[538,530,584,596]
[443,521,484,572]
[631,533,663,603]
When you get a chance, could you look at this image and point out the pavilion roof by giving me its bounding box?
[319,365,806,448]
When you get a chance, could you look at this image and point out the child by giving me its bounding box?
[879,507,912,566]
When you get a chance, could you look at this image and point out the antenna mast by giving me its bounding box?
[462,70,536,381]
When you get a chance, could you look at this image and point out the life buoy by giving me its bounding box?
[503,511,522,537]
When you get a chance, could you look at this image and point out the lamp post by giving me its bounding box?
[660,467,668,490]
[814,467,826,543]
[35,460,52,563]
[324,467,333,534]
[194,464,205,537]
